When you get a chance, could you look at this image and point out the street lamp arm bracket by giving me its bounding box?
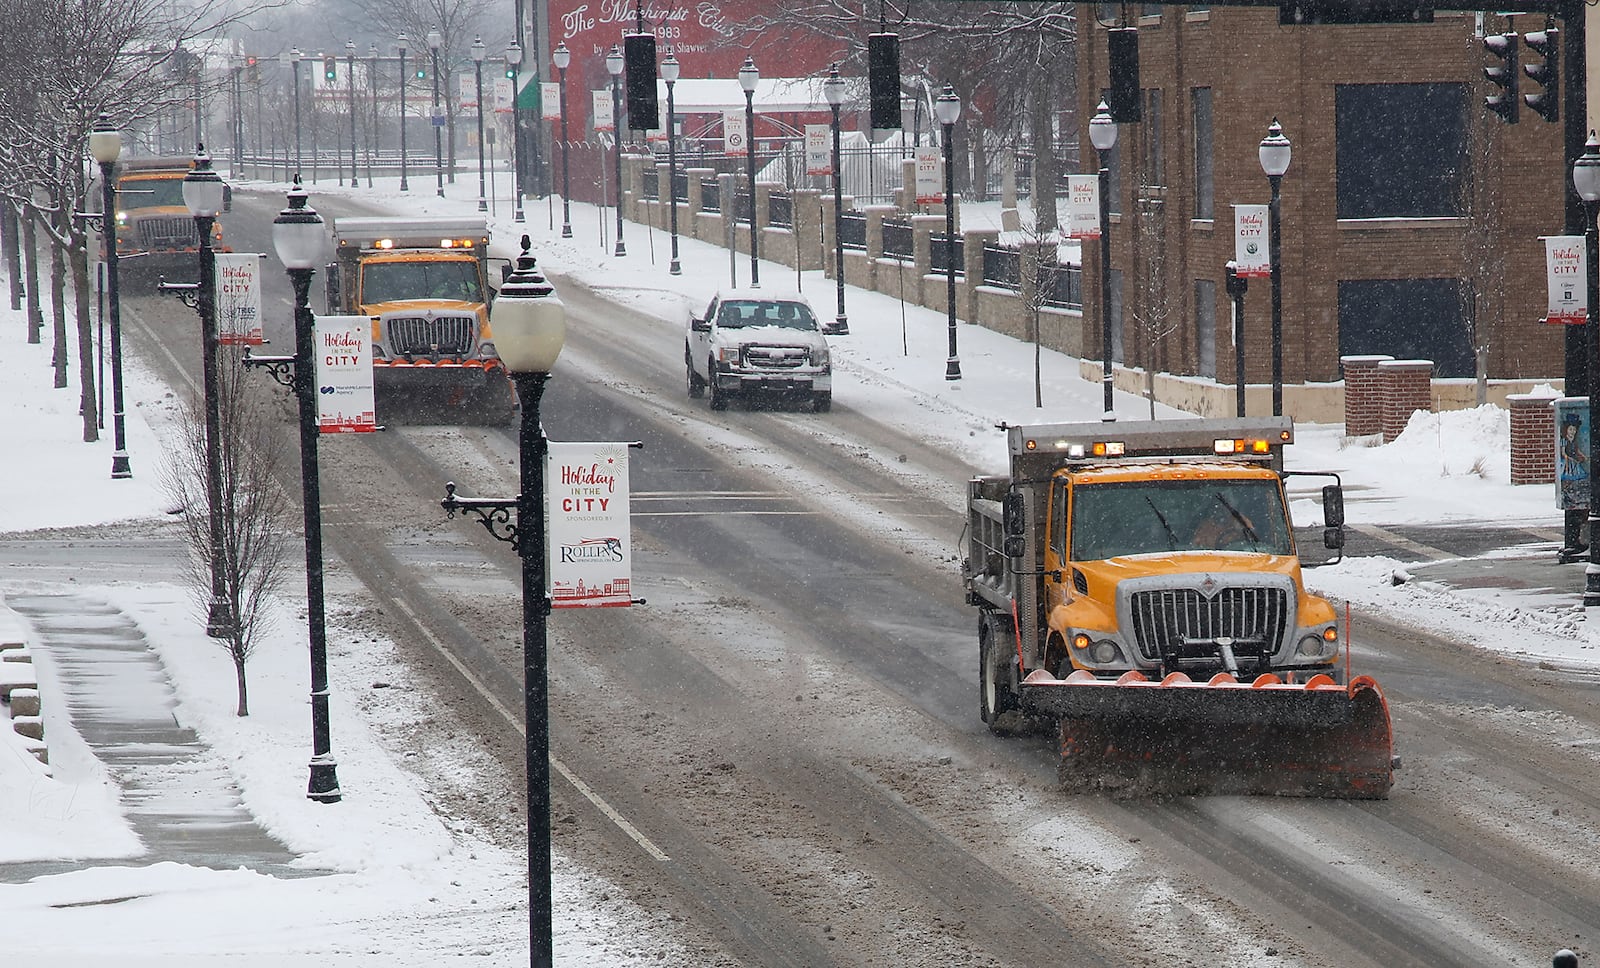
[72,211,106,233]
[440,482,521,549]
[241,349,296,388]
[156,279,200,310]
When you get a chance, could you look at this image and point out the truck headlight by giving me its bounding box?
[1296,626,1338,660]
[812,345,830,367]
[716,346,739,366]
[1071,631,1124,666]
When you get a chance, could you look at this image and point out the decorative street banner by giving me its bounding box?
[1066,175,1100,240]
[215,253,263,346]
[548,441,632,608]
[805,124,831,176]
[592,90,614,132]
[1544,236,1587,325]
[914,147,941,205]
[313,315,377,433]
[458,75,476,109]
[493,77,514,114]
[541,82,562,120]
[723,110,746,156]
[1234,204,1270,279]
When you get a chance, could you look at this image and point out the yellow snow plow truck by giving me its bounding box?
[325,216,512,425]
[965,417,1393,798]
[105,155,230,276]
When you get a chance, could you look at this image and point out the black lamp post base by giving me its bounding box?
[111,451,132,479]
[308,757,342,803]
[615,241,626,257]
[828,316,849,336]
[477,198,487,212]
[945,358,962,381]
[561,224,572,238]
[669,260,682,275]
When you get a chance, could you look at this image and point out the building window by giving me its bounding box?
[1335,83,1467,219]
[1194,279,1217,378]
[1338,278,1473,378]
[1192,87,1213,219]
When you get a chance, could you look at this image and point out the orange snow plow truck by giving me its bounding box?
[324,216,512,425]
[965,416,1394,798]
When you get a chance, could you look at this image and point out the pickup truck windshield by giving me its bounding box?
[362,260,483,304]
[1070,478,1292,559]
[716,300,819,330]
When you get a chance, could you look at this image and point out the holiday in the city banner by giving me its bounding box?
[1066,175,1100,240]
[805,125,831,176]
[216,253,264,346]
[548,442,632,608]
[1233,205,1270,279]
[1544,236,1587,325]
[313,315,377,433]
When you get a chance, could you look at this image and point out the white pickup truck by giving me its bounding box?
[685,289,833,412]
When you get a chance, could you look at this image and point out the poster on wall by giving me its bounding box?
[1233,204,1270,279]
[1544,235,1587,325]
[215,253,263,346]
[313,315,377,433]
[547,442,633,608]
[1066,175,1100,240]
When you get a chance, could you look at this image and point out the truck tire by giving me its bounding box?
[686,347,705,399]
[812,391,832,413]
[708,359,729,411]
[979,612,1020,729]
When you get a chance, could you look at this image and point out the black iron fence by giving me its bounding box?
[883,218,913,260]
[839,212,866,250]
[930,234,965,276]
[980,243,1081,311]
[768,192,792,229]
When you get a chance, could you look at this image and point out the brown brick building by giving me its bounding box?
[1075,7,1568,401]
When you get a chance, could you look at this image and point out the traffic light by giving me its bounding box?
[504,61,516,79]
[415,64,427,80]
[1523,27,1559,123]
[1483,32,1519,124]
[246,54,259,82]
[323,55,337,82]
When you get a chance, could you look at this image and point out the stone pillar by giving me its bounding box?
[910,213,945,310]
[964,228,1002,324]
[685,167,714,240]
[1378,359,1434,443]
[900,158,917,211]
[791,188,824,271]
[1340,354,1393,437]
[1508,391,1561,486]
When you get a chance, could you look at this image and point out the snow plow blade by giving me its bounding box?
[1023,670,1393,799]
[374,361,515,426]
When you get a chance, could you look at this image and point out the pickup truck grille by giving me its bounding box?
[385,314,476,356]
[1128,586,1288,664]
[742,345,809,369]
[134,217,199,249]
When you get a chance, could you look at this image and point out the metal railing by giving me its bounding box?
[882,218,913,260]
[768,192,792,229]
[839,212,866,250]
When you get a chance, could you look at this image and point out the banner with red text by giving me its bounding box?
[914,148,941,205]
[723,110,746,156]
[541,82,562,120]
[1066,175,1100,240]
[216,253,263,346]
[313,315,377,433]
[1233,204,1270,279]
[592,90,614,132]
[548,442,632,608]
[805,124,831,176]
[1545,236,1587,325]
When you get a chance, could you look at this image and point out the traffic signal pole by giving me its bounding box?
[1562,0,1589,559]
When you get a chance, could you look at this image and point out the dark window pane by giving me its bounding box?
[1192,87,1213,219]
[1335,83,1467,218]
[1338,278,1474,378]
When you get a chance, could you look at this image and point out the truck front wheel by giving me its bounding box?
[686,347,705,398]
[979,612,1020,729]
[708,359,729,411]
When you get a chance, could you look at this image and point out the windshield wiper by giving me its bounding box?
[1215,493,1260,543]
[1145,497,1178,548]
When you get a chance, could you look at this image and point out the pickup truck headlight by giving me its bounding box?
[812,345,830,367]
[716,346,740,366]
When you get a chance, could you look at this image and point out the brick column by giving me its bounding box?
[1508,391,1560,486]
[1340,355,1393,437]
[1378,359,1434,443]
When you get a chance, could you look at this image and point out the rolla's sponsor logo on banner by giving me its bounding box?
[1545,236,1588,325]
[1066,175,1100,240]
[1233,204,1270,279]
[548,442,632,608]
[313,315,377,433]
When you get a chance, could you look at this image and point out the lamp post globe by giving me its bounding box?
[270,177,342,803]
[662,48,682,275]
[553,41,572,237]
[427,27,445,197]
[1089,100,1118,419]
[1573,132,1600,610]
[824,64,849,335]
[180,145,235,641]
[935,83,961,381]
[90,115,132,479]
[607,44,626,257]
[1258,118,1290,417]
[507,42,525,222]
[397,34,410,190]
[738,56,759,286]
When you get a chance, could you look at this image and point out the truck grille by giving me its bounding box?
[385,314,476,356]
[742,345,809,369]
[135,217,199,249]
[1128,586,1288,664]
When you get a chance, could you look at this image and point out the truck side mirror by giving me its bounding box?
[690,315,711,333]
[1003,491,1027,537]
[222,184,233,212]
[1003,536,1026,558]
[324,261,341,312]
[1322,484,1344,528]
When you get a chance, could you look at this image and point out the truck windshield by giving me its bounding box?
[118,178,187,210]
[362,260,483,304]
[1070,478,1292,559]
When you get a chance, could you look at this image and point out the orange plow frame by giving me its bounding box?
[1021,670,1394,798]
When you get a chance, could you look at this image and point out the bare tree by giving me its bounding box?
[161,348,293,716]
[1131,195,1179,419]
[1461,18,1507,407]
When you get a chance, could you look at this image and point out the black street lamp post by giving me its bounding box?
[1259,118,1291,417]
[663,48,682,275]
[739,56,759,286]
[1572,134,1600,609]
[1089,100,1118,419]
[607,45,627,257]
[507,42,526,223]
[1225,260,1248,418]
[824,64,849,335]
[553,42,572,238]
[283,48,303,175]
[346,41,358,189]
[158,146,236,641]
[398,34,410,191]
[244,177,342,803]
[936,83,961,381]
[368,44,380,186]
[89,116,132,480]
[471,36,488,213]
[428,28,445,197]
[440,238,566,968]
